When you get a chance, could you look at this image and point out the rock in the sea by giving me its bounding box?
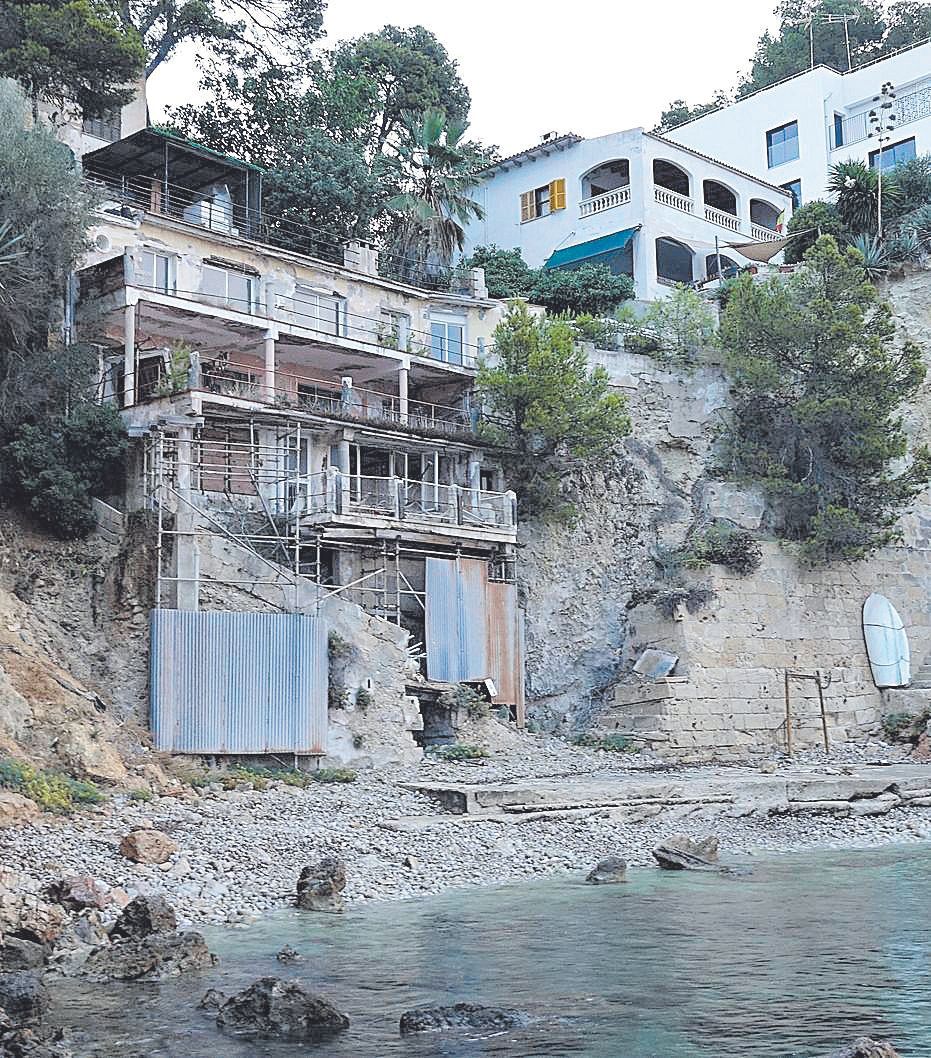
[653,834,720,871]
[0,938,47,971]
[119,829,177,865]
[276,945,302,963]
[399,1002,529,1035]
[45,875,112,912]
[0,791,40,828]
[109,894,177,939]
[0,971,49,1026]
[198,989,226,1013]
[829,1039,901,1058]
[0,1024,73,1058]
[585,856,627,884]
[216,977,349,1040]
[81,931,216,982]
[295,857,346,913]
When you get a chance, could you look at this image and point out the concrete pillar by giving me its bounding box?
[337,437,351,512]
[263,328,277,402]
[398,360,410,424]
[173,425,200,610]
[123,301,136,407]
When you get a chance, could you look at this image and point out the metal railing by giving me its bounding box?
[579,186,631,217]
[84,168,463,294]
[831,83,931,149]
[304,468,516,531]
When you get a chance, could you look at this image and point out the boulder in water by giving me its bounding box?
[81,931,216,981]
[295,858,346,913]
[198,989,226,1012]
[399,1002,529,1035]
[0,971,49,1027]
[109,894,177,939]
[216,977,349,1040]
[585,856,627,884]
[828,1040,901,1058]
[653,834,720,870]
[276,945,302,963]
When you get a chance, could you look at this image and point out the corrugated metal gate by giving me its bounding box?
[425,557,524,717]
[150,609,327,754]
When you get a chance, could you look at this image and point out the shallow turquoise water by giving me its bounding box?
[53,845,931,1056]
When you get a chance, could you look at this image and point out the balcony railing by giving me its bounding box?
[750,222,781,241]
[579,186,631,217]
[704,205,742,232]
[654,185,694,214]
[305,469,516,532]
[831,83,931,149]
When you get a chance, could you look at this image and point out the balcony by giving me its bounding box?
[654,186,694,214]
[704,205,742,233]
[831,83,931,149]
[579,186,631,217]
[304,469,517,537]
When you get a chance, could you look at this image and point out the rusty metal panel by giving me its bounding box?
[150,609,327,754]
[426,557,488,682]
[486,579,523,710]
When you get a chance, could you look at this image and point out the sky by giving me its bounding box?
[147,0,781,155]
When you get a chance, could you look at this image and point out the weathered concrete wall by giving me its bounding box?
[521,270,931,757]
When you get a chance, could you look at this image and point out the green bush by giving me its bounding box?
[617,285,715,369]
[573,733,637,753]
[783,201,848,263]
[685,523,763,576]
[465,244,535,299]
[355,687,374,711]
[438,683,488,721]
[429,743,489,761]
[311,767,357,783]
[528,264,634,315]
[0,756,106,813]
[129,787,154,802]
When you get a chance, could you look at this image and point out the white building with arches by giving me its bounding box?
[463,128,793,302]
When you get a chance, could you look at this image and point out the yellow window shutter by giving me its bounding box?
[520,190,536,222]
[549,178,566,211]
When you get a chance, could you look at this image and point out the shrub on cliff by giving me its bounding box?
[477,302,631,518]
[717,235,930,564]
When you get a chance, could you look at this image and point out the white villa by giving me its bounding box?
[668,38,931,207]
[462,128,793,302]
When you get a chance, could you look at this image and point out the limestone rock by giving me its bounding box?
[275,945,302,963]
[295,857,346,913]
[119,829,177,865]
[198,989,226,1012]
[585,856,628,884]
[81,931,216,982]
[0,791,40,828]
[0,871,65,945]
[57,726,127,784]
[653,834,720,871]
[216,977,349,1040]
[399,1002,529,1035]
[829,1039,901,1058]
[45,875,112,912]
[0,938,46,971]
[109,895,177,940]
[0,971,49,1027]
[0,1023,73,1058]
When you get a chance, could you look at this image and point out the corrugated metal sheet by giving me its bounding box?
[150,609,327,754]
[486,579,524,714]
[425,557,488,682]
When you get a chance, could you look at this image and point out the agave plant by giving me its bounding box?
[895,202,931,250]
[827,160,901,235]
[388,107,486,276]
[885,228,924,264]
[0,218,26,302]
[850,233,890,280]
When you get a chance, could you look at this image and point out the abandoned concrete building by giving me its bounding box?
[75,128,523,761]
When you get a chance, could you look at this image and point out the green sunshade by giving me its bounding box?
[543,226,639,270]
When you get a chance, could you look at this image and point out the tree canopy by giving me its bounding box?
[717,235,930,563]
[477,303,631,518]
[0,0,145,117]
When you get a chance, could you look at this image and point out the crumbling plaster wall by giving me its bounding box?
[520,270,931,753]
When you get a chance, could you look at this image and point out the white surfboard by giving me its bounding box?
[862,593,910,688]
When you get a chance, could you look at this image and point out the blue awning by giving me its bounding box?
[543,226,640,270]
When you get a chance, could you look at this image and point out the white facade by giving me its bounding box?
[668,40,931,206]
[463,129,792,302]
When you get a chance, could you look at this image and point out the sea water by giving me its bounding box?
[51,845,931,1057]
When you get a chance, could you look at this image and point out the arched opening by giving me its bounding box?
[703,179,737,216]
[750,199,783,231]
[705,253,739,280]
[652,159,690,198]
[656,237,694,285]
[582,159,630,199]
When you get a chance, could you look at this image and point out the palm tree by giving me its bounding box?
[827,160,901,235]
[388,107,485,280]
